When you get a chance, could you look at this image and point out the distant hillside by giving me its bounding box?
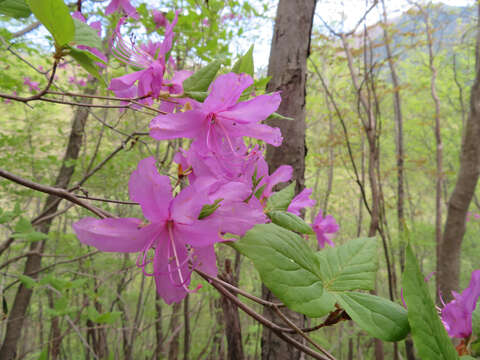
[348,3,476,60]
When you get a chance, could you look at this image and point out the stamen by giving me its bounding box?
[167,222,197,293]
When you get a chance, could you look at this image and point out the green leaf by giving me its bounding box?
[316,237,377,291]
[18,274,36,289]
[232,45,254,76]
[68,47,104,84]
[268,112,294,121]
[265,181,296,212]
[336,292,410,342]
[53,296,68,312]
[199,199,222,219]
[182,60,221,93]
[233,223,335,317]
[14,217,33,233]
[184,91,208,102]
[12,217,48,242]
[254,184,266,199]
[267,211,314,234]
[403,244,458,360]
[27,0,74,46]
[0,0,31,18]
[73,18,102,49]
[95,311,121,324]
[472,300,480,336]
[37,348,48,360]
[460,356,476,360]
[254,76,271,91]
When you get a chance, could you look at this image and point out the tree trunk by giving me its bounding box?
[423,10,444,304]
[438,3,480,301]
[0,85,96,360]
[47,291,63,360]
[168,302,182,360]
[155,292,164,359]
[183,295,190,360]
[219,259,244,360]
[262,1,316,358]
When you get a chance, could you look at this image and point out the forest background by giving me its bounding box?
[0,0,479,359]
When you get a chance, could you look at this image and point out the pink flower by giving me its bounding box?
[150,73,283,154]
[152,10,167,28]
[312,210,339,248]
[73,157,222,304]
[105,0,139,19]
[441,270,480,338]
[287,188,316,216]
[23,77,40,92]
[109,13,179,100]
[202,18,209,27]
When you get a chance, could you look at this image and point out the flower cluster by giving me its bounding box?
[73,11,338,304]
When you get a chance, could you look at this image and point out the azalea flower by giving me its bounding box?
[105,0,139,19]
[73,157,221,304]
[287,188,316,216]
[441,269,480,339]
[109,13,178,101]
[23,77,40,92]
[312,209,339,248]
[150,72,283,154]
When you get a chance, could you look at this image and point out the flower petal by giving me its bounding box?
[73,217,151,252]
[149,110,204,141]
[129,157,171,222]
[219,92,281,124]
[264,165,293,196]
[192,244,218,276]
[109,70,147,91]
[154,236,189,304]
[204,73,253,111]
[287,188,316,216]
[224,122,283,147]
[171,184,210,225]
[175,219,222,247]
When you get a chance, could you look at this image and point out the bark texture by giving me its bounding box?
[219,259,244,360]
[438,3,480,301]
[0,87,95,360]
[262,1,316,359]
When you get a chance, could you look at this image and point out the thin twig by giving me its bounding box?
[0,168,111,218]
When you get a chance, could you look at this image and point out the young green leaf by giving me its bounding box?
[265,181,296,212]
[267,211,314,234]
[18,274,36,289]
[27,0,74,46]
[73,19,102,49]
[0,0,31,18]
[67,47,105,84]
[95,311,122,324]
[336,292,410,342]
[268,112,294,121]
[316,237,378,291]
[403,244,459,360]
[472,300,480,336]
[232,45,254,76]
[199,199,223,219]
[232,223,336,317]
[182,60,221,93]
[234,228,383,322]
[183,91,208,102]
